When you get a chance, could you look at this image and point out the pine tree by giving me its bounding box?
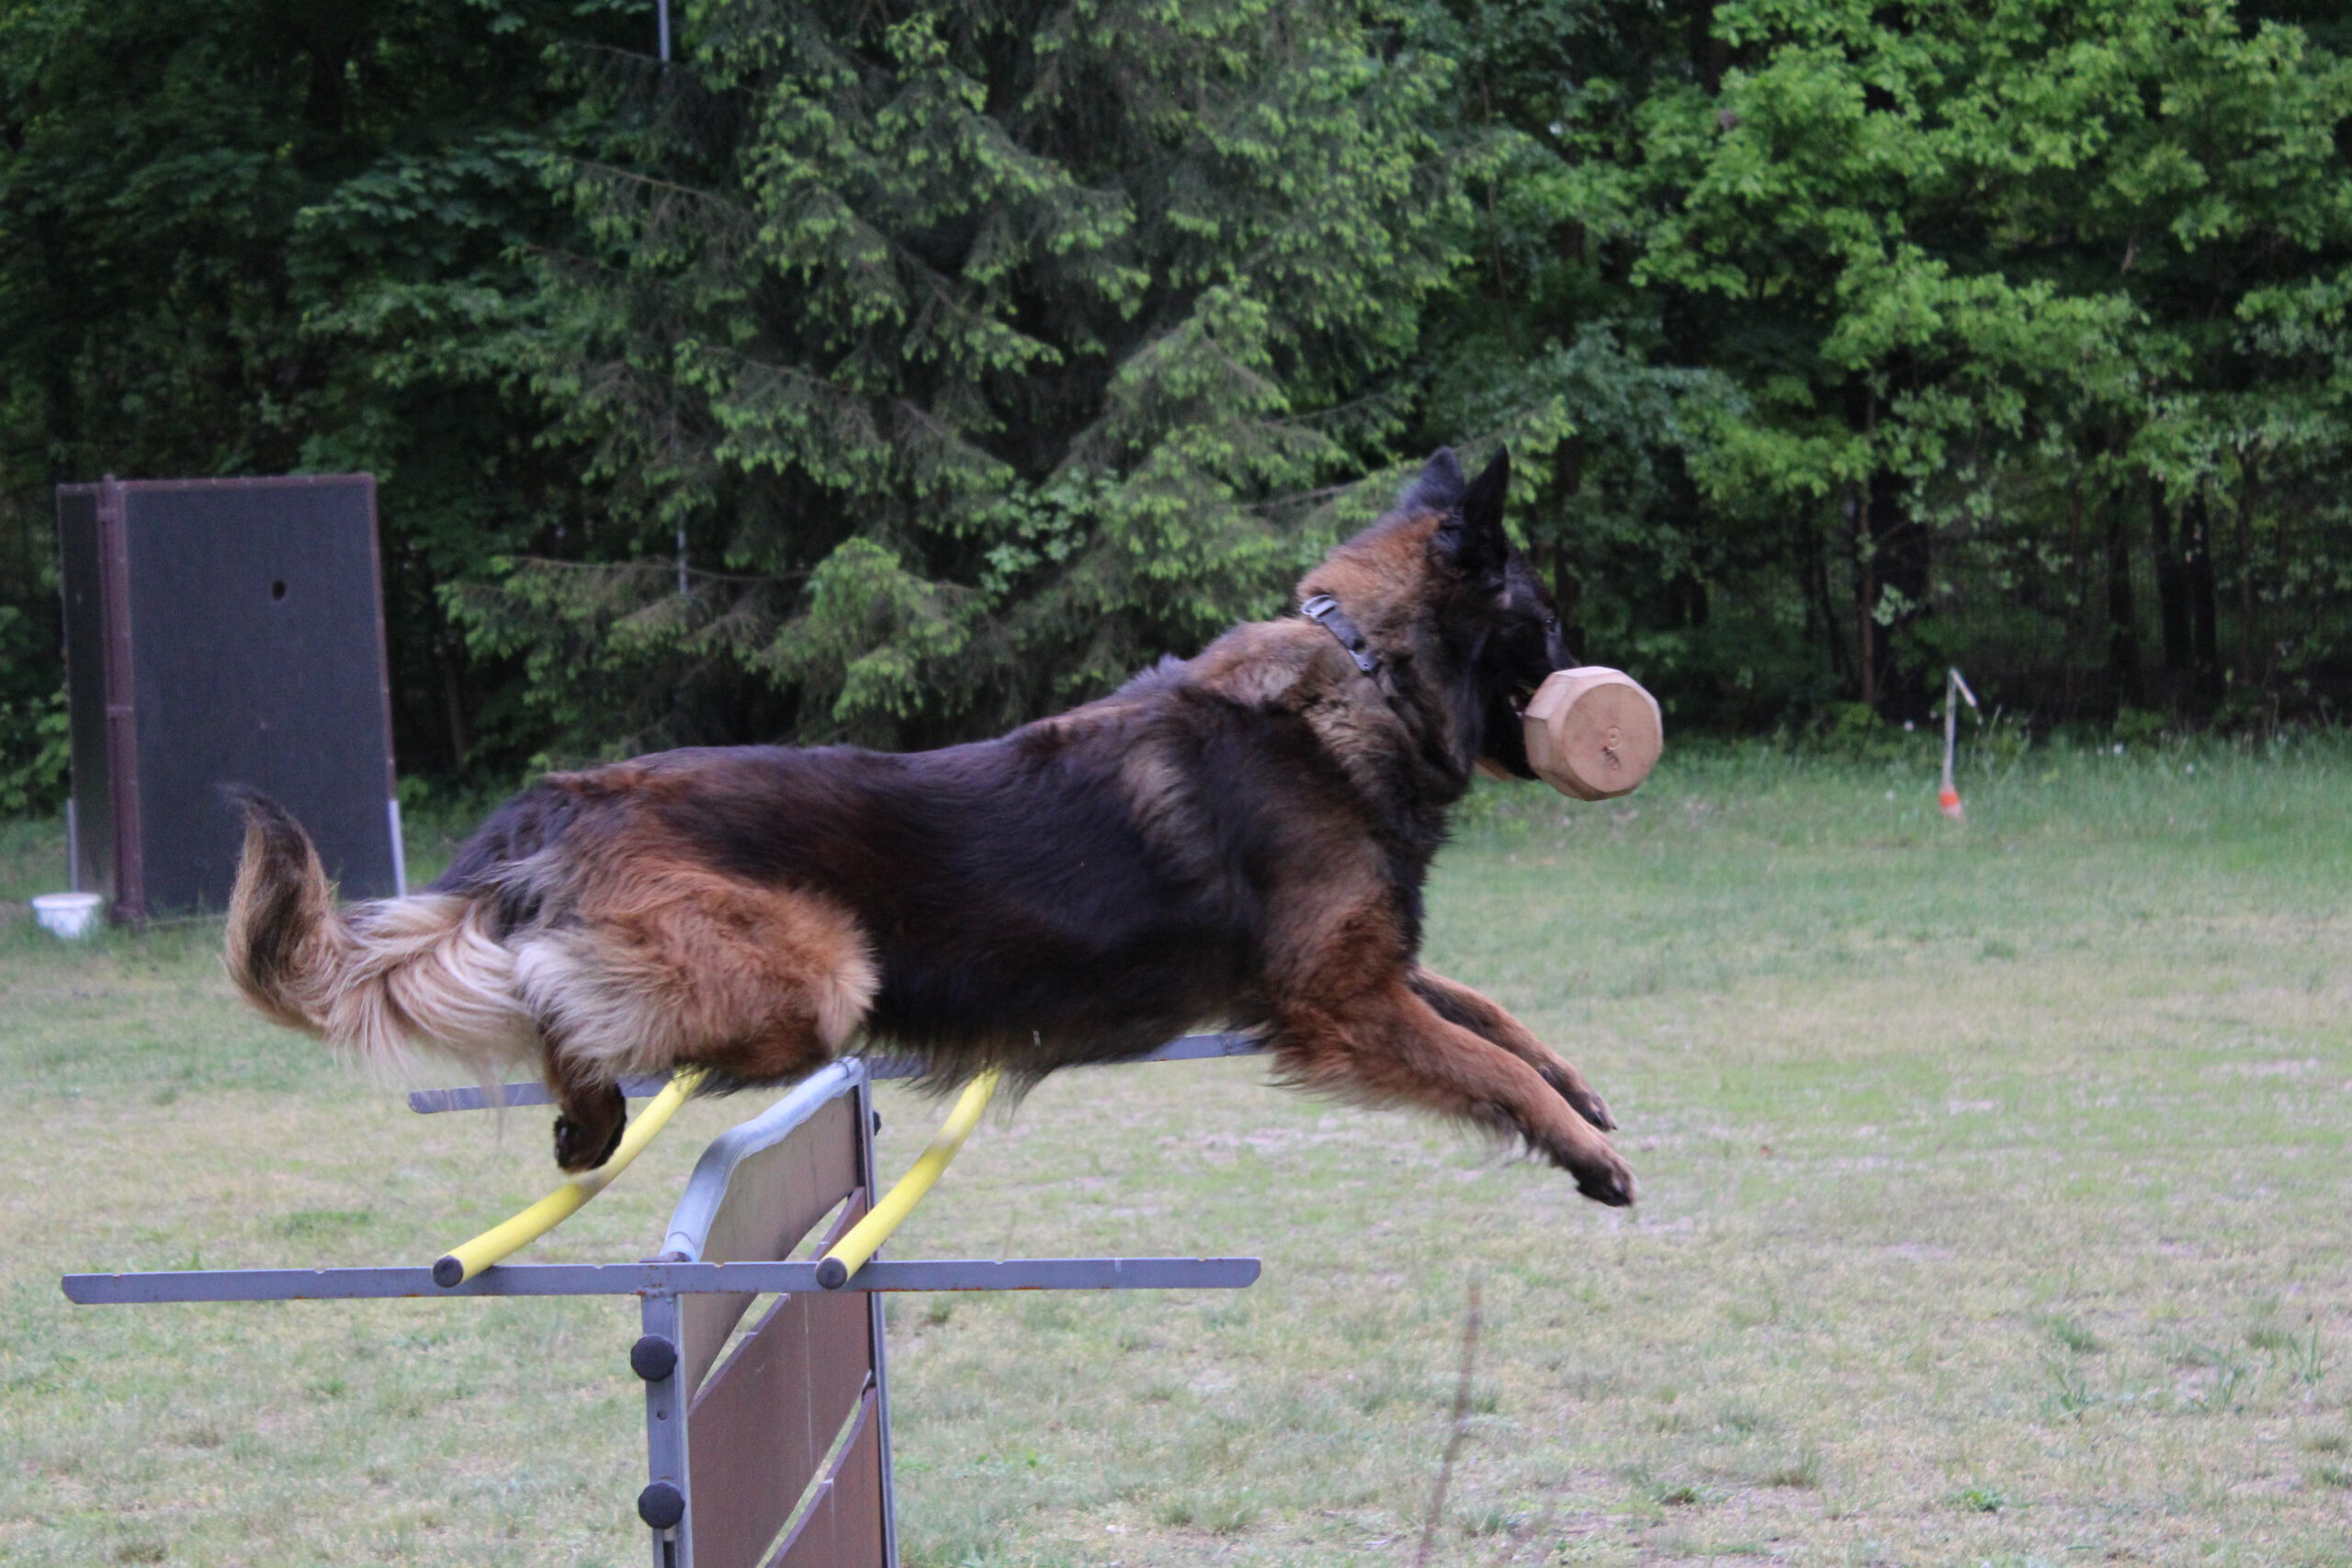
[473,0,1474,752]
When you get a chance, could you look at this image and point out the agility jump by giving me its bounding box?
[64,1039,1261,1568]
[435,1066,708,1287]
[432,1062,995,1292]
[816,1069,998,1290]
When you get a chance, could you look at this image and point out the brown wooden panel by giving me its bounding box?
[688,1282,874,1568]
[53,487,113,899]
[824,1385,888,1568]
[683,1093,860,1391]
[769,1387,887,1568]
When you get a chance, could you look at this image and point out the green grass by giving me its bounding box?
[3,738,2350,1565]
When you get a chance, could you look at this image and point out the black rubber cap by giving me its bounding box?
[815,1257,850,1290]
[629,1334,679,1382]
[638,1481,686,1530]
[431,1256,464,1289]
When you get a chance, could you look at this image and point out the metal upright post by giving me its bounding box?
[638,1285,692,1567]
[854,1063,900,1566]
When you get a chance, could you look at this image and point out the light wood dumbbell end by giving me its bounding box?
[1522,667,1664,801]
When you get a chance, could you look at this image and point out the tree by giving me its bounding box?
[459,0,1476,753]
[0,0,642,795]
[1407,0,1758,720]
[1426,0,2352,725]
[9,0,2352,813]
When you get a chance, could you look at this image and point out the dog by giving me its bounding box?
[224,447,1634,1205]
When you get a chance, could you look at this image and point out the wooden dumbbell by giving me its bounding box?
[1522,668,1663,801]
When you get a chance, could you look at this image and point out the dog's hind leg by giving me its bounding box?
[547,1052,628,1171]
[1408,967,1616,1132]
[515,862,879,1170]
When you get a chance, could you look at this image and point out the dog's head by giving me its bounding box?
[1298,446,1571,780]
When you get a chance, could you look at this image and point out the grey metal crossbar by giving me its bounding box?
[62,1049,1259,1568]
[62,1257,1261,1305]
[401,1031,1268,1113]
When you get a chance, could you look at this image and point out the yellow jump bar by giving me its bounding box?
[815,1069,999,1289]
[432,1070,703,1288]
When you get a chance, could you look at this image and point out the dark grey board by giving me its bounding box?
[55,476,400,919]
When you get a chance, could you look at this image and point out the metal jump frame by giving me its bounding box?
[62,1034,1267,1568]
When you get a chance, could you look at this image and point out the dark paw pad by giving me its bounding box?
[1575,1161,1636,1208]
[552,1089,628,1172]
[1532,1119,1636,1208]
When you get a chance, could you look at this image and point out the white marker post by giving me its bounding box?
[1940,666,1979,819]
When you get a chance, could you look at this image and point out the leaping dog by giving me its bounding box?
[225,448,1634,1205]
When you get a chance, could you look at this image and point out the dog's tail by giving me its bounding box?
[223,788,537,1079]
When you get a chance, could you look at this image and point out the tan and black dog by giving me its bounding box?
[224,448,1635,1205]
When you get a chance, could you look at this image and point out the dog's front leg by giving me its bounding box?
[1408,967,1616,1133]
[1270,964,1634,1205]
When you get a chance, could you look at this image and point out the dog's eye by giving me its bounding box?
[1544,614,1559,631]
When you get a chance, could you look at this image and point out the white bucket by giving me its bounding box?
[32,891,106,940]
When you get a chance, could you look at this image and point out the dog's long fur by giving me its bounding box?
[225,448,1636,1202]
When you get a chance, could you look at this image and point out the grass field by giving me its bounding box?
[3,739,2348,1567]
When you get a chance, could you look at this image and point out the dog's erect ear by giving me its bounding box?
[1464,446,1510,530]
[1399,447,1466,515]
[1436,446,1510,578]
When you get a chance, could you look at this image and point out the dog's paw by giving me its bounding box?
[1538,1133,1634,1207]
[1540,1064,1618,1132]
[1526,1110,1636,1206]
[1573,1152,1636,1208]
[552,1088,628,1172]
[552,1114,619,1171]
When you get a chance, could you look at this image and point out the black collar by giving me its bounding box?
[1300,594,1380,676]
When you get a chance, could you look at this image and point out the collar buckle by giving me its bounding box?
[1301,594,1381,676]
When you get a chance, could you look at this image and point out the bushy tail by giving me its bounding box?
[223,789,537,1079]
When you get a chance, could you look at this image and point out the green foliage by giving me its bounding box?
[449,0,1476,750]
[1427,0,2352,727]
[0,0,643,786]
[0,606,67,815]
[5,0,2352,807]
